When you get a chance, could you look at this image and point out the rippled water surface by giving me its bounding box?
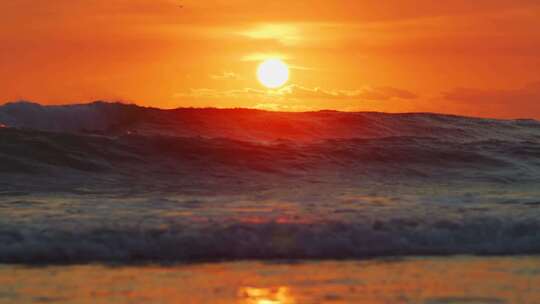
[1,257,539,303]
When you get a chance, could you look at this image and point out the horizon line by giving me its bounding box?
[1,99,537,122]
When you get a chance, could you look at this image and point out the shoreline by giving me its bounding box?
[1,256,539,303]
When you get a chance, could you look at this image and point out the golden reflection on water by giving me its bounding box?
[0,257,539,303]
[239,287,295,304]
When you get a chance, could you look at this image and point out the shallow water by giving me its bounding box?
[1,181,540,263]
[1,257,539,304]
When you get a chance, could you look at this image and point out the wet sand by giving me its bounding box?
[1,256,539,303]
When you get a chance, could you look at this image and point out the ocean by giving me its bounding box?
[1,101,539,302]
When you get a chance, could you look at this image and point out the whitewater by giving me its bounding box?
[1,101,540,264]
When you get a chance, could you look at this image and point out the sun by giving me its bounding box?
[257,59,289,89]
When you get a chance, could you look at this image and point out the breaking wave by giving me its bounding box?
[1,217,540,264]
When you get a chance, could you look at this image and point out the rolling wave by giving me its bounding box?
[2,101,539,142]
[1,127,539,184]
[1,101,540,264]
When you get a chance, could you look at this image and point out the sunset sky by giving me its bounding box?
[1,0,540,118]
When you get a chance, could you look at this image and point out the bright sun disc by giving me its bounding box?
[257,59,289,89]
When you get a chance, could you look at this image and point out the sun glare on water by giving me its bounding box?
[240,287,295,304]
[257,59,289,89]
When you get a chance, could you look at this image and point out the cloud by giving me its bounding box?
[210,72,242,80]
[242,53,290,62]
[443,83,540,105]
[175,84,418,103]
[239,23,301,45]
[441,82,540,118]
[253,103,313,112]
[174,88,267,101]
[277,85,418,101]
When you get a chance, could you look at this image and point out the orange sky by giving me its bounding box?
[1,0,540,118]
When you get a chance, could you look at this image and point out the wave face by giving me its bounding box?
[1,101,540,264]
